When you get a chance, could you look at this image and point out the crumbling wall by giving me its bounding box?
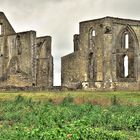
[7,31,36,75]
[79,19,105,88]
[101,17,140,90]
[36,36,53,87]
[73,34,80,52]
[62,17,140,91]
[0,31,36,87]
[0,12,15,35]
[61,19,105,89]
[61,51,87,88]
[0,12,53,89]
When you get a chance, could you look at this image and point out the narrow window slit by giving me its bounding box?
[92,30,95,36]
[124,55,128,77]
[125,34,129,49]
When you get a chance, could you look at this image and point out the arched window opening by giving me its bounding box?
[125,34,129,49]
[116,27,137,81]
[124,55,128,77]
[89,29,95,49]
[92,30,95,37]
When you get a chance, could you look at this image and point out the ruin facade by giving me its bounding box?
[61,17,140,90]
[0,12,53,88]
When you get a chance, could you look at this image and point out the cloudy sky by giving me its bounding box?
[0,0,139,85]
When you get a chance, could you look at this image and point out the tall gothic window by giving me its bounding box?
[116,27,137,81]
[88,28,96,81]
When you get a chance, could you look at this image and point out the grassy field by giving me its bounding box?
[0,91,139,106]
[0,91,139,139]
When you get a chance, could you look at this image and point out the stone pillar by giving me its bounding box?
[103,33,113,88]
[30,31,36,86]
[96,38,103,82]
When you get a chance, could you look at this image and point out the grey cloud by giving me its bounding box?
[97,0,140,18]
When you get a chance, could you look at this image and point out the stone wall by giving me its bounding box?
[36,36,53,87]
[73,34,80,52]
[61,17,140,91]
[61,51,87,88]
[103,17,140,90]
[0,31,36,87]
[0,12,53,89]
[0,12,15,35]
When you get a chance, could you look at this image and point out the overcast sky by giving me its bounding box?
[0,0,139,85]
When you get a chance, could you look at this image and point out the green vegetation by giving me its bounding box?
[0,91,139,139]
[0,91,140,106]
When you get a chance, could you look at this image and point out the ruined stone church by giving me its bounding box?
[61,17,140,90]
[1,11,140,91]
[0,12,53,88]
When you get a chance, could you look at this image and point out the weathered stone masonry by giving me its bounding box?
[0,12,53,88]
[61,17,140,91]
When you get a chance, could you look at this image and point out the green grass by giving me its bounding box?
[0,91,139,105]
[0,91,139,139]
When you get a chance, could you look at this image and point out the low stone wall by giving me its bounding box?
[0,82,139,92]
[0,86,54,92]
